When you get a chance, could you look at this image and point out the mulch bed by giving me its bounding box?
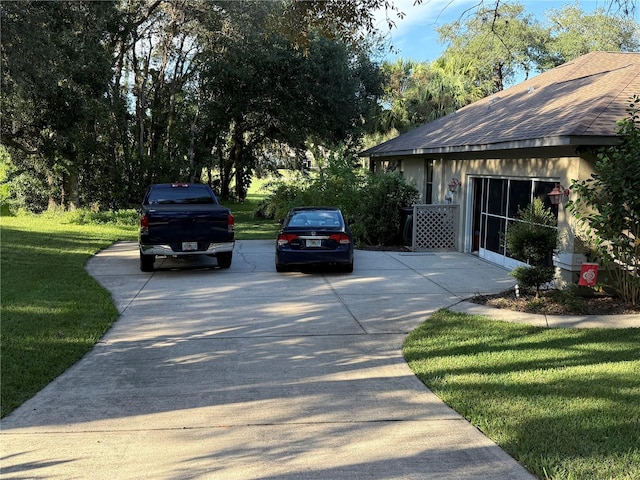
[470,289,640,315]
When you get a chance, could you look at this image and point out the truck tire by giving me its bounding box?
[217,252,232,269]
[140,252,155,272]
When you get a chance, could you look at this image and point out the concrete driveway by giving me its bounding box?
[1,240,534,479]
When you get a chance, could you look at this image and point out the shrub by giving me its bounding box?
[569,96,640,305]
[510,265,555,295]
[254,181,307,221]
[7,171,49,213]
[352,172,418,246]
[256,153,418,246]
[41,208,139,227]
[505,198,558,296]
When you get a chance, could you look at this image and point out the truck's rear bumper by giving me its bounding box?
[140,242,234,256]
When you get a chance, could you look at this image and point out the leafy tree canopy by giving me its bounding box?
[541,3,640,68]
[371,0,639,140]
[2,0,638,210]
[195,1,384,199]
[1,0,385,209]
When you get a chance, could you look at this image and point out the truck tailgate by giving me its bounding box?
[145,205,231,244]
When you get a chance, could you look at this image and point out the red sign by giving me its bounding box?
[578,263,599,286]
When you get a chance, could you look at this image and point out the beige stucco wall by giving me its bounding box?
[399,158,428,203]
[374,147,599,285]
[435,150,596,252]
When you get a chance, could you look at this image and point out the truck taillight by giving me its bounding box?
[228,213,235,233]
[329,233,351,244]
[140,214,149,234]
[277,233,298,246]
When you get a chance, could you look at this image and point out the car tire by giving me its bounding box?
[140,252,155,272]
[342,262,354,273]
[276,263,287,272]
[217,252,232,269]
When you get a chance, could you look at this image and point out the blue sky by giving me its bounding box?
[373,0,628,64]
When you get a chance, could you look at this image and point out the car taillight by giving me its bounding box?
[277,233,298,246]
[228,213,235,233]
[329,233,351,244]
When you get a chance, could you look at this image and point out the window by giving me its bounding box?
[424,159,433,203]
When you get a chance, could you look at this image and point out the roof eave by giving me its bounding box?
[362,136,620,158]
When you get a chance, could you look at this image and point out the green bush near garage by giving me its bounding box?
[505,198,557,296]
[254,155,419,246]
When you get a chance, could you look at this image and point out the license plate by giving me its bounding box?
[306,239,322,248]
[182,242,198,251]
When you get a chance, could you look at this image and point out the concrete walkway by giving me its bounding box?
[3,240,633,479]
[451,301,639,329]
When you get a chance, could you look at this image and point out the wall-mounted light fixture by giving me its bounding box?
[448,178,461,193]
[548,183,570,205]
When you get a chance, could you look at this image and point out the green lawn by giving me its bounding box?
[0,214,137,416]
[404,310,640,480]
[224,192,280,240]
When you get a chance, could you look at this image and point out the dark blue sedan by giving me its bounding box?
[275,207,354,273]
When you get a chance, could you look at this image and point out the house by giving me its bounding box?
[361,51,640,285]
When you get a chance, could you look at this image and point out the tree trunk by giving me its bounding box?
[231,127,244,200]
[188,98,200,182]
[47,173,57,210]
[219,148,232,200]
[65,168,80,210]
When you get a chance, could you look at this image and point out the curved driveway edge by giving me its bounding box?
[1,240,535,479]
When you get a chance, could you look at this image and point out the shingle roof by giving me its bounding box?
[363,52,640,157]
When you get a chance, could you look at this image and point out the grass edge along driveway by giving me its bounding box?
[404,309,640,480]
[1,214,136,417]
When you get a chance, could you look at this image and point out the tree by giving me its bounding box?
[1,1,119,210]
[196,1,383,200]
[434,1,639,93]
[538,3,640,69]
[106,0,209,205]
[284,0,639,52]
[505,198,558,296]
[2,0,389,211]
[11,0,637,211]
[372,1,638,144]
[405,59,484,126]
[569,96,640,305]
[278,0,406,49]
[436,2,547,93]
[375,59,483,136]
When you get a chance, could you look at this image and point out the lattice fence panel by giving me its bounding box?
[412,205,459,251]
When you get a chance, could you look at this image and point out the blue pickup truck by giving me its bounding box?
[138,183,235,271]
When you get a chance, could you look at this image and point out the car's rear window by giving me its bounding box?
[289,211,343,227]
[146,185,217,204]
